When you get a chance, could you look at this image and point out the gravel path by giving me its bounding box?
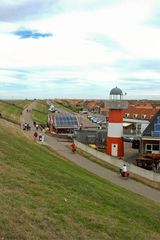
[20,102,160,203]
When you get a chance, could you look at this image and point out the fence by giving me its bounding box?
[75,140,160,184]
[73,129,107,146]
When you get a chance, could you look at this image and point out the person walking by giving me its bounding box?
[71,142,76,153]
[39,134,42,142]
[41,135,45,144]
[34,131,38,140]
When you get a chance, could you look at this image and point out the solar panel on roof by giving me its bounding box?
[54,114,79,128]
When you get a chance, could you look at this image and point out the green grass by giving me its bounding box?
[53,99,81,112]
[0,100,31,124]
[0,101,22,123]
[34,100,50,114]
[30,99,82,125]
[31,100,51,124]
[6,100,33,109]
[0,120,160,239]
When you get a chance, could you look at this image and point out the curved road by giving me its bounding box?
[20,101,160,203]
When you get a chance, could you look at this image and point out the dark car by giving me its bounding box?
[123,136,133,142]
[132,139,140,149]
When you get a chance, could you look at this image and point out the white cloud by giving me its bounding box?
[0,0,160,99]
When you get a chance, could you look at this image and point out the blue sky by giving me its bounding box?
[0,0,160,99]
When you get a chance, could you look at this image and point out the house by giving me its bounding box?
[123,107,159,121]
[122,107,159,135]
[83,100,104,113]
[48,113,80,134]
[140,110,160,155]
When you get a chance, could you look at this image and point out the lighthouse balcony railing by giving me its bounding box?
[108,100,128,109]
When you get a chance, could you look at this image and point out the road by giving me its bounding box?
[20,101,160,203]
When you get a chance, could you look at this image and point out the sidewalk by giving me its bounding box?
[20,103,160,202]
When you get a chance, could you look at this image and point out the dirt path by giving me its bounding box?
[20,102,160,203]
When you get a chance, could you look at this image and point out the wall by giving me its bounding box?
[75,140,160,183]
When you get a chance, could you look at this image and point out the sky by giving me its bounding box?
[0,0,160,100]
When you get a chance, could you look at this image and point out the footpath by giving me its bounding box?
[20,103,160,203]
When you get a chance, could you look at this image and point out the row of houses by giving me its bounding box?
[47,99,160,158]
[81,99,159,114]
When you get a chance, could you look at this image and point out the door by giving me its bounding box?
[111,143,118,156]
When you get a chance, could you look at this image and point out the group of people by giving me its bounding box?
[33,131,45,143]
[33,120,47,144]
[33,121,39,130]
[22,123,31,131]
[22,121,39,131]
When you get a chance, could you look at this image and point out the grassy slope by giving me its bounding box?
[53,100,73,112]
[0,100,31,124]
[0,120,160,240]
[6,100,32,109]
[31,100,50,124]
[31,99,81,125]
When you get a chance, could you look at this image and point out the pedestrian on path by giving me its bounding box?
[39,134,42,141]
[24,123,27,130]
[71,142,76,153]
[34,131,38,140]
[41,135,45,144]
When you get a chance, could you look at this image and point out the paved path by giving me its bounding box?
[20,102,160,203]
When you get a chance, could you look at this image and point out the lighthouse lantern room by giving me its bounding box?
[106,87,128,157]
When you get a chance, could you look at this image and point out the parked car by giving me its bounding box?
[82,110,88,114]
[90,117,97,122]
[132,139,140,149]
[87,115,92,119]
[97,119,107,124]
[123,136,134,142]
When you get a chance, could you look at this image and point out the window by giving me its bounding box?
[125,113,129,118]
[141,115,146,119]
[133,114,138,119]
[153,145,159,151]
[146,144,151,150]
[152,131,160,137]
[157,116,160,123]
[145,144,152,153]
[152,123,160,137]
[155,123,160,131]
[145,144,160,153]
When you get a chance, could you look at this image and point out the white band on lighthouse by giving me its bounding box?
[107,123,123,137]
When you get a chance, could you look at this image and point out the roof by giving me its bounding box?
[123,107,159,120]
[49,113,79,129]
[110,87,123,95]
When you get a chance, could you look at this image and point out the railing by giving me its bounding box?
[107,100,128,109]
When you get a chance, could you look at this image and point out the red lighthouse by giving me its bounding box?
[106,87,128,157]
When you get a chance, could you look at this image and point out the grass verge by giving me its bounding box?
[0,120,160,240]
